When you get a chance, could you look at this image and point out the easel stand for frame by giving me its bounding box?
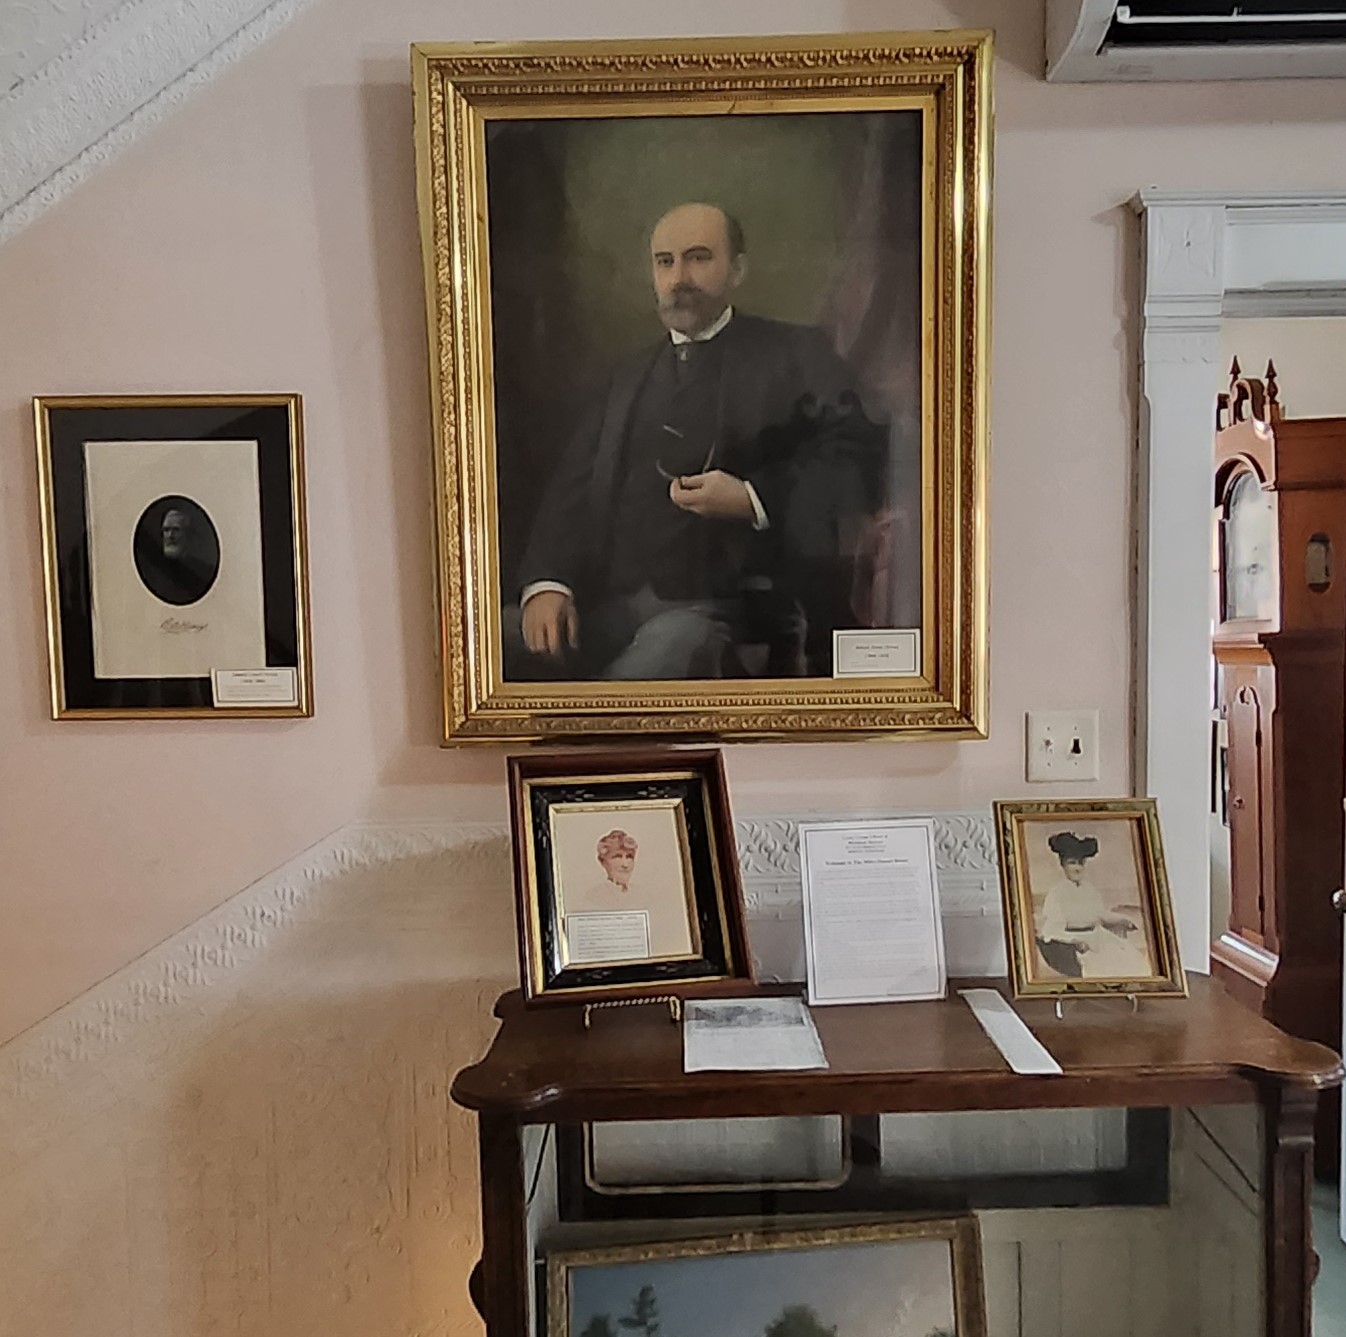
[582,994,682,1030]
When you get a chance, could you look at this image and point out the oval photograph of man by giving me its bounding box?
[132,494,221,607]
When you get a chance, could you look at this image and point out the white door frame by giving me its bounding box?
[1133,189,1346,972]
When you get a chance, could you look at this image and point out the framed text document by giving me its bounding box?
[798,819,946,1006]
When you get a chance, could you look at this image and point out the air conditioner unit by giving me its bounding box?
[1046,0,1346,80]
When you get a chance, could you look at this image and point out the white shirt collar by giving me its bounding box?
[669,305,734,345]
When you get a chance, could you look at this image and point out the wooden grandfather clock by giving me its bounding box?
[1212,361,1346,1169]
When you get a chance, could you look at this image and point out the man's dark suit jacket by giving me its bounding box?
[516,312,886,649]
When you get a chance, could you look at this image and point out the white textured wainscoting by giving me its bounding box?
[0,821,519,1337]
[738,810,1007,981]
[0,811,1239,1337]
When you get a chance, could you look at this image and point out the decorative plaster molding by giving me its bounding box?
[1141,328,1222,366]
[1223,287,1346,319]
[1145,206,1223,299]
[0,820,511,1111]
[0,0,127,94]
[0,810,1004,1102]
[1135,189,1346,217]
[0,0,316,245]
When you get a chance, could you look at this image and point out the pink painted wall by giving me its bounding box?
[2,0,1345,1045]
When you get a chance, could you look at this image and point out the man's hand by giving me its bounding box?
[670,469,756,523]
[521,590,579,659]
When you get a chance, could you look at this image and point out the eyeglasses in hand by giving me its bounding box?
[655,423,716,481]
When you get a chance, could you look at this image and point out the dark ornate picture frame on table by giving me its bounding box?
[507,748,754,1010]
[34,394,312,719]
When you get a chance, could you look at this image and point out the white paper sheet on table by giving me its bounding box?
[683,998,829,1073]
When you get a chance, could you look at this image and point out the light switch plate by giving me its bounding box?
[1026,710,1100,782]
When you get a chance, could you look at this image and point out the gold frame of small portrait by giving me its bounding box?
[34,392,313,720]
[993,797,1189,1001]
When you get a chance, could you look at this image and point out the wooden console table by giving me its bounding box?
[452,976,1342,1336]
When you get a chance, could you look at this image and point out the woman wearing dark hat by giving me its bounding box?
[1035,831,1146,980]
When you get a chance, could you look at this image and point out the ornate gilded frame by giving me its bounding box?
[993,798,1188,1000]
[412,32,991,743]
[545,1217,988,1337]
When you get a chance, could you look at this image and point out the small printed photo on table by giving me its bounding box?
[993,799,1187,1000]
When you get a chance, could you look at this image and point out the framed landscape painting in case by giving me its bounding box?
[546,1218,987,1337]
[508,748,753,1005]
[412,30,990,742]
[35,395,312,718]
[993,799,1187,1000]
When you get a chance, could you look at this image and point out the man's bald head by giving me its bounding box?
[649,202,747,337]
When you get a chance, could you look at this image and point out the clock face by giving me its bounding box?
[1222,470,1275,622]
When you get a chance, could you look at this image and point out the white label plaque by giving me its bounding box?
[565,910,651,964]
[211,667,299,707]
[832,628,921,677]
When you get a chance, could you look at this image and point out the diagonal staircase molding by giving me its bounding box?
[0,0,316,245]
[0,810,1006,1101]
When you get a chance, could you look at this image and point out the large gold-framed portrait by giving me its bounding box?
[412,31,990,743]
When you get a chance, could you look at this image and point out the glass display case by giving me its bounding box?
[453,978,1340,1337]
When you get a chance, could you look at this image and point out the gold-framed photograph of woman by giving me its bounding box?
[993,799,1187,1000]
[508,748,754,1005]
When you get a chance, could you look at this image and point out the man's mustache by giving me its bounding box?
[659,285,707,307]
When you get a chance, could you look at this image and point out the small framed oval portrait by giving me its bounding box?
[34,394,312,718]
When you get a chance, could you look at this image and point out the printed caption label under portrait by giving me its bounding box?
[832,628,921,677]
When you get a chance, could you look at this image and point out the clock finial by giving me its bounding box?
[1266,360,1281,422]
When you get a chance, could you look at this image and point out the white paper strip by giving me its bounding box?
[683,998,828,1073]
[959,988,1063,1076]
